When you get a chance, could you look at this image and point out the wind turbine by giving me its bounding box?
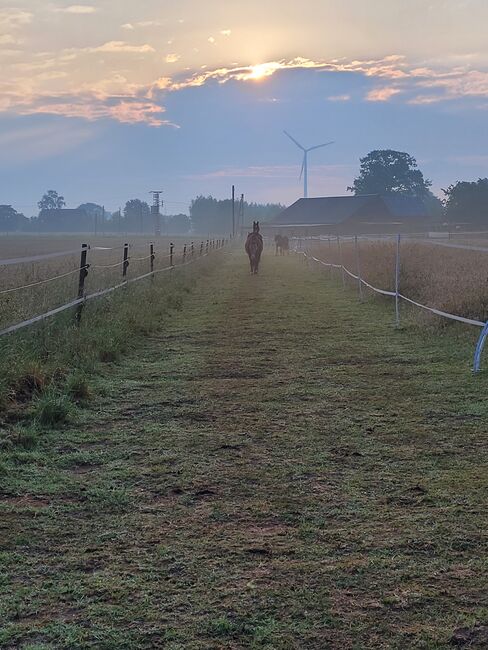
[283,130,334,198]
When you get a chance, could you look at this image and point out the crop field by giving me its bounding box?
[0,247,487,649]
[308,237,488,323]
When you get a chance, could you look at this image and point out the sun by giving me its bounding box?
[246,62,281,81]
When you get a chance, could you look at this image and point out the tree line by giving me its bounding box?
[0,192,285,235]
[2,150,488,232]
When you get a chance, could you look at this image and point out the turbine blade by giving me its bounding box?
[307,141,335,152]
[283,130,305,151]
[299,155,305,180]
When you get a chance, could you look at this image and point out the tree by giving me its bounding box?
[166,214,191,234]
[190,196,285,234]
[78,203,105,232]
[0,205,28,232]
[123,199,151,233]
[442,178,488,224]
[38,190,66,211]
[348,150,431,198]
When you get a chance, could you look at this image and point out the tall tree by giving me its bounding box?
[123,199,151,233]
[166,214,191,234]
[442,178,488,224]
[38,190,66,211]
[348,150,431,198]
[190,196,284,234]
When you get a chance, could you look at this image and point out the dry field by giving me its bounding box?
[0,235,200,332]
[309,238,488,323]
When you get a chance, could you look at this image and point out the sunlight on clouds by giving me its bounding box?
[366,87,402,101]
[52,5,98,14]
[165,53,181,64]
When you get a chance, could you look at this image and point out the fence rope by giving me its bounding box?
[303,251,485,327]
[0,246,217,338]
[0,248,82,266]
[0,265,87,295]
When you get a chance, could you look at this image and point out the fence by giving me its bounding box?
[0,238,226,338]
[296,235,488,373]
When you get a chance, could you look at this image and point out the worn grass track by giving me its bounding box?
[1,251,487,649]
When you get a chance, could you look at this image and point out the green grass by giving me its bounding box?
[0,251,487,648]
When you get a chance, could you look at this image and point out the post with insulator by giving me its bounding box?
[123,243,129,278]
[76,243,89,325]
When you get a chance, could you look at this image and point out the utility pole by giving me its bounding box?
[149,191,163,237]
[232,185,235,238]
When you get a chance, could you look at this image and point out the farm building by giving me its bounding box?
[264,194,430,236]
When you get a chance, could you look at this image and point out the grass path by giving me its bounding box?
[1,251,487,649]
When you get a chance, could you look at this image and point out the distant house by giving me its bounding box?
[265,194,430,236]
[38,208,91,232]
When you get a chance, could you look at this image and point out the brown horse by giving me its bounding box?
[245,221,264,274]
[274,234,289,255]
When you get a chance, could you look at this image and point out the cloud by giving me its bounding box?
[16,95,177,127]
[366,87,402,101]
[91,41,155,54]
[328,94,351,101]
[121,20,162,29]
[0,9,33,30]
[220,29,231,36]
[52,5,97,14]
[208,36,216,44]
[165,53,181,64]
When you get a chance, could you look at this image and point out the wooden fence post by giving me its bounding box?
[183,244,187,264]
[76,243,89,324]
[123,243,129,278]
[206,240,209,255]
[191,242,194,258]
[170,242,174,267]
[200,242,203,256]
[150,243,155,281]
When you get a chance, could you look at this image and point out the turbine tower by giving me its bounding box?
[283,130,334,198]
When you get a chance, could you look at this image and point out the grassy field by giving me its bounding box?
[0,251,487,649]
[0,234,208,332]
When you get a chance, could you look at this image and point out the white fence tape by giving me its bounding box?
[303,251,484,328]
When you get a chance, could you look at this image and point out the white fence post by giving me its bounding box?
[337,235,345,288]
[395,233,401,327]
[355,235,363,301]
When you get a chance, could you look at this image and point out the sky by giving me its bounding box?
[1,0,488,215]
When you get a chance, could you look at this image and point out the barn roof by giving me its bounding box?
[380,195,428,218]
[271,194,428,225]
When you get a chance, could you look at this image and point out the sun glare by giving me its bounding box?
[246,62,281,81]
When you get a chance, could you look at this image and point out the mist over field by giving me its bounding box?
[1,2,488,648]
